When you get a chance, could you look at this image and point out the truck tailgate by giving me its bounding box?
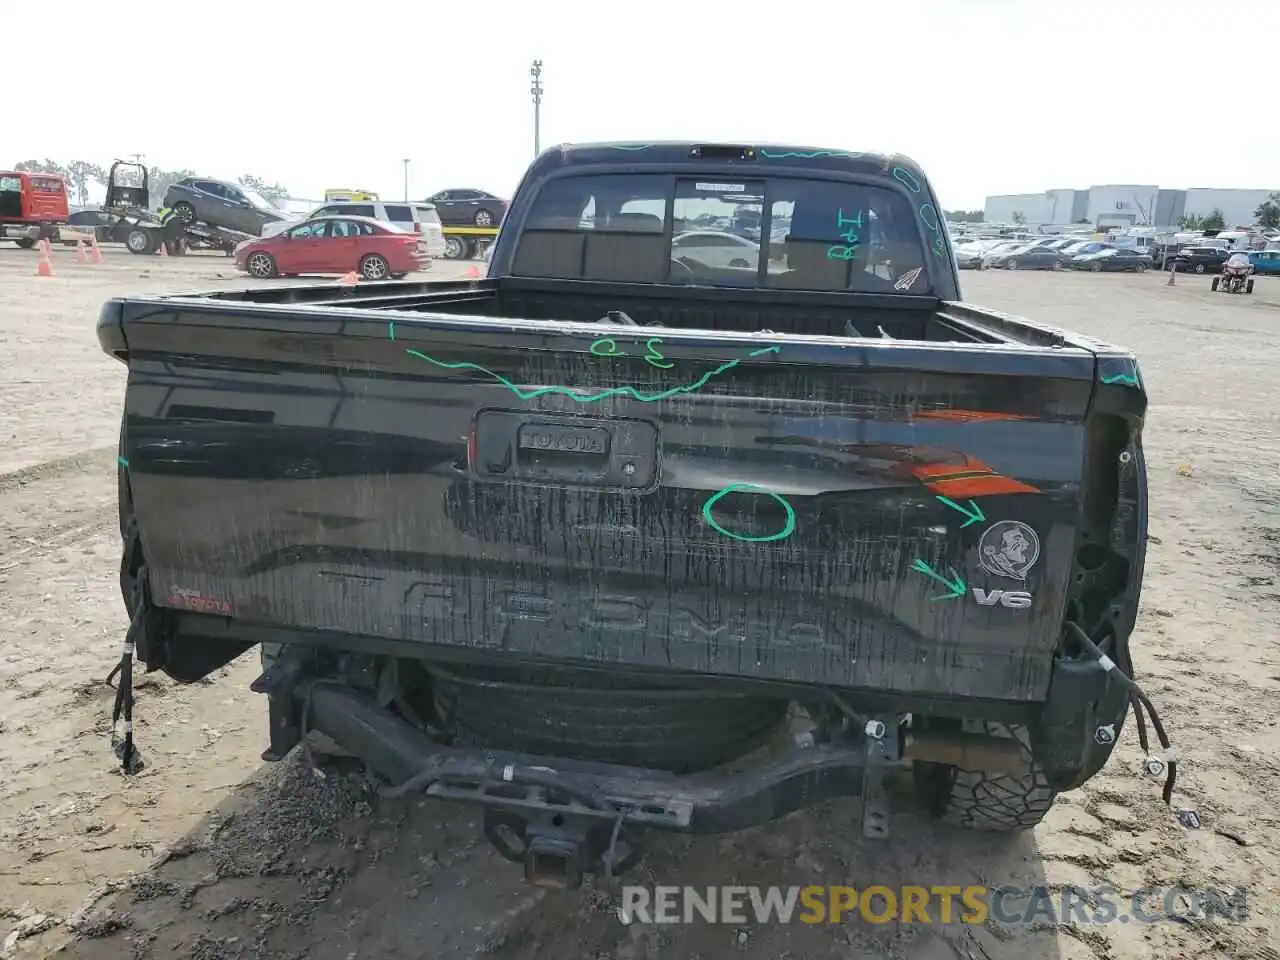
[109,301,1104,702]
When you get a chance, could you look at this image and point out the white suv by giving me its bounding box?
[263,200,446,258]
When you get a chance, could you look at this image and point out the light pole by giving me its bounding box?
[530,59,544,158]
[402,159,410,201]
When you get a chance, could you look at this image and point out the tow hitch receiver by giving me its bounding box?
[484,807,640,889]
[285,682,1031,889]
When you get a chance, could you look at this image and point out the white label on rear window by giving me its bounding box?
[695,182,745,193]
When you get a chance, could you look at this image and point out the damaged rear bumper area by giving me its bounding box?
[253,647,1029,890]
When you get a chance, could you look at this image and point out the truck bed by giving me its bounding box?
[99,277,1147,705]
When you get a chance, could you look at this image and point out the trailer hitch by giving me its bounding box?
[484,807,642,889]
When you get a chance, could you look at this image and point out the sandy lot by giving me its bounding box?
[1,246,1278,960]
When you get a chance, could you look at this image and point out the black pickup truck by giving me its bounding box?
[99,142,1163,888]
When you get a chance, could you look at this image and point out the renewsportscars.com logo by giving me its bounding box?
[619,885,1249,926]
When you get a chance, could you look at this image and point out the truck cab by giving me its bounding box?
[0,170,70,247]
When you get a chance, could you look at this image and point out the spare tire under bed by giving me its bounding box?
[428,663,790,774]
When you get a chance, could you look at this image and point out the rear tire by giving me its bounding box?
[173,202,196,224]
[14,238,36,250]
[1247,278,1255,293]
[443,236,465,259]
[1212,277,1221,291]
[1194,263,1207,274]
[359,253,389,280]
[474,208,495,226]
[913,720,1057,831]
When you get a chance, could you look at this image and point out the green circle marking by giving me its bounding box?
[702,483,797,543]
[590,337,625,357]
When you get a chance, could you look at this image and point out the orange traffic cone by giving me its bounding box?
[1167,267,1175,286]
[466,264,481,279]
[35,244,53,277]
[339,270,359,284]
[89,237,103,264]
[76,240,88,263]
[157,240,168,257]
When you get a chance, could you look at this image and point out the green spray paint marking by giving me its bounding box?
[702,483,797,543]
[935,496,985,528]
[397,319,780,402]
[590,336,674,369]
[892,166,922,193]
[909,559,967,601]
[117,456,129,468]
[759,149,863,160]
[1101,373,1139,387]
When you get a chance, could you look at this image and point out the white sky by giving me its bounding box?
[11,0,1278,208]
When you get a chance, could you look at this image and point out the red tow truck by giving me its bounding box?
[0,170,70,247]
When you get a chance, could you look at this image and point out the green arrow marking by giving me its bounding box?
[910,559,967,602]
[935,495,985,528]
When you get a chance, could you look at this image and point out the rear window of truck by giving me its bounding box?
[413,204,441,224]
[512,174,936,293]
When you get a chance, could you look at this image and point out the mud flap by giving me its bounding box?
[1031,656,1130,791]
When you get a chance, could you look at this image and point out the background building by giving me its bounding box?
[983,184,1278,227]
[984,190,1085,225]
[1183,189,1276,228]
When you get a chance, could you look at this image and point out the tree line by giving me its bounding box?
[1178,195,1280,231]
[8,158,292,210]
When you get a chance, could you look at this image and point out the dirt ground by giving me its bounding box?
[1,246,1278,960]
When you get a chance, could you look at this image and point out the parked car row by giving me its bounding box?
[1164,246,1280,275]
[952,235,1152,273]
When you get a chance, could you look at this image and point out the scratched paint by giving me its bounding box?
[702,483,797,543]
[759,149,863,160]
[393,323,780,403]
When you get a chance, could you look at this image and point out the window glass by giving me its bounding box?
[515,173,932,292]
[330,219,373,237]
[288,221,327,239]
[515,174,669,282]
[413,204,441,224]
[384,204,413,222]
[672,180,762,282]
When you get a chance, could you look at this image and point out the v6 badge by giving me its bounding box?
[972,587,1032,609]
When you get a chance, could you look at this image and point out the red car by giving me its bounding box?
[235,215,429,280]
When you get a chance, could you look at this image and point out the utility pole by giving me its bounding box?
[402,159,410,201]
[529,59,544,158]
